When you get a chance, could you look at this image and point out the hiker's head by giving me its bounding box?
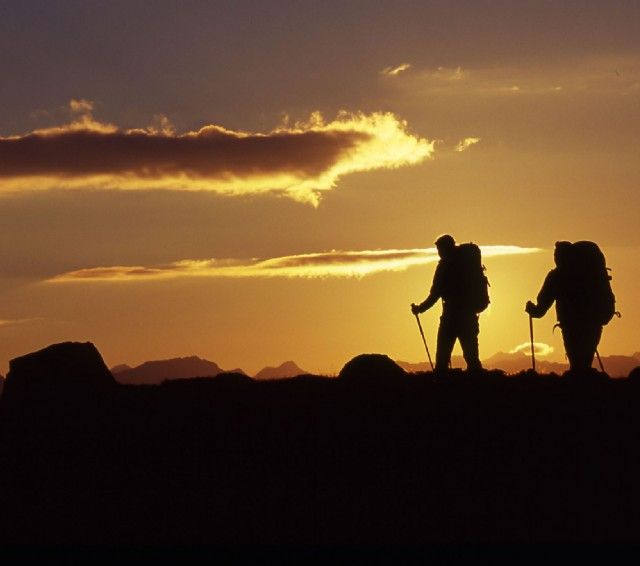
[554,241,572,268]
[435,234,456,259]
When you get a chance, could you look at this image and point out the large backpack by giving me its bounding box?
[562,241,616,325]
[452,242,490,313]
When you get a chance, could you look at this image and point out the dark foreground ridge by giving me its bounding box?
[2,343,640,544]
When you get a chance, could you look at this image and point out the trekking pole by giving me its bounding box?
[529,313,536,372]
[413,312,434,371]
[595,350,605,373]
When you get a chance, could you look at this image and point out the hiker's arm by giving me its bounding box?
[412,264,443,314]
[526,271,556,318]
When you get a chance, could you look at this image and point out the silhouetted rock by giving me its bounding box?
[2,341,115,402]
[628,366,640,381]
[338,353,407,384]
[0,374,4,396]
[114,355,222,385]
[254,361,307,380]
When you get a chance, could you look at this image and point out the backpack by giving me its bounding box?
[453,242,490,313]
[562,241,616,325]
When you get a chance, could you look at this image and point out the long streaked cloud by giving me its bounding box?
[510,342,554,357]
[49,245,540,283]
[391,57,640,98]
[0,101,434,205]
[410,65,565,97]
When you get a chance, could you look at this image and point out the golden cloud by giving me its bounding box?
[0,102,434,205]
[49,245,540,283]
[510,342,554,357]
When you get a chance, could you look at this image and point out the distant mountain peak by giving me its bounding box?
[113,355,225,385]
[254,361,307,380]
[226,368,247,376]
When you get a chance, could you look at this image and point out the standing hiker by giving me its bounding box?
[411,234,489,373]
[525,241,616,374]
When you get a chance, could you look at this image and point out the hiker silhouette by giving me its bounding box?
[525,241,616,373]
[411,234,488,373]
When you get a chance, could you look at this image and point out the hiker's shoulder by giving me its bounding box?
[541,268,561,287]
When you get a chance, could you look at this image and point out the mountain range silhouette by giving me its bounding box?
[109,351,640,385]
[253,360,307,380]
[111,355,224,385]
[111,356,307,384]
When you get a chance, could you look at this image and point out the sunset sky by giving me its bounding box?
[1,1,639,375]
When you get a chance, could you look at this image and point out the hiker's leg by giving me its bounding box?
[583,324,603,370]
[459,314,482,371]
[561,327,578,371]
[562,325,590,372]
[436,315,456,372]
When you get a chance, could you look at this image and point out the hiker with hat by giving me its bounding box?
[411,234,489,373]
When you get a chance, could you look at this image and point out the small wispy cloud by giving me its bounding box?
[381,63,412,77]
[49,245,540,283]
[431,66,465,81]
[510,342,554,357]
[0,101,434,205]
[68,98,95,114]
[0,317,43,328]
[455,137,481,152]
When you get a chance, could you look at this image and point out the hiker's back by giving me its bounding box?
[559,241,616,325]
[448,242,490,313]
